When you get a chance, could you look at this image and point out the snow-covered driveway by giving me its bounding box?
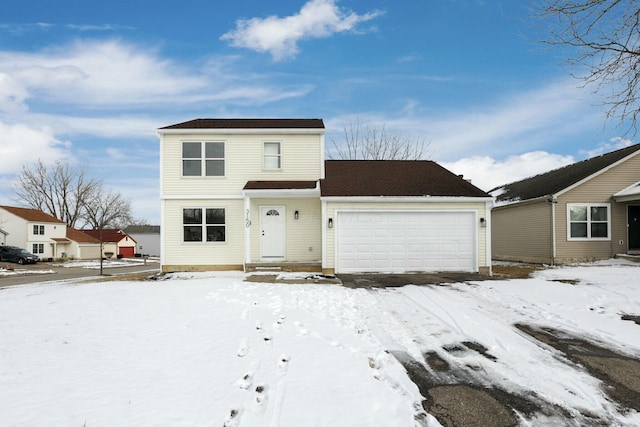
[0,263,638,426]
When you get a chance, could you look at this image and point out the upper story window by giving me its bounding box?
[183,208,226,242]
[263,142,281,170]
[567,203,610,240]
[182,142,225,177]
[33,225,45,235]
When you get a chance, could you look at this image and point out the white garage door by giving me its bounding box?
[336,211,476,273]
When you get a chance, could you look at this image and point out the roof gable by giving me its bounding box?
[0,205,65,224]
[159,118,325,130]
[67,227,100,244]
[320,160,490,198]
[492,144,640,203]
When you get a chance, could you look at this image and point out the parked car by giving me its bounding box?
[0,246,39,264]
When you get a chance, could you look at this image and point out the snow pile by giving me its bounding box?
[0,267,55,276]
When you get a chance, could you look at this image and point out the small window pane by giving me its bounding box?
[264,156,280,169]
[570,223,587,238]
[183,226,202,242]
[591,206,608,221]
[183,142,201,158]
[570,206,587,221]
[205,142,224,158]
[264,142,280,155]
[591,223,608,238]
[206,226,225,242]
[183,160,201,176]
[205,160,224,176]
[206,208,225,224]
[183,208,202,224]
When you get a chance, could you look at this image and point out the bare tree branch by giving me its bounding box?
[535,0,640,133]
[329,119,430,160]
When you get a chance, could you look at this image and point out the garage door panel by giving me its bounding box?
[337,211,476,273]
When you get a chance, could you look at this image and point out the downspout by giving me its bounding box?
[485,199,492,276]
[550,196,557,265]
[321,199,327,273]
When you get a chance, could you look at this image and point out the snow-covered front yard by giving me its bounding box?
[0,262,638,426]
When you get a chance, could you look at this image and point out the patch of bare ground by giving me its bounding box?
[491,263,546,279]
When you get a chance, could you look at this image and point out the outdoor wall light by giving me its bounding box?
[480,217,486,227]
[328,218,333,228]
[294,210,299,220]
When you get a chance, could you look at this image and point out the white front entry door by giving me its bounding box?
[261,206,285,259]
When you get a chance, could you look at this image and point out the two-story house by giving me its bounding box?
[0,205,101,260]
[158,118,493,275]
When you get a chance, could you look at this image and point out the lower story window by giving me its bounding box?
[568,203,610,240]
[32,243,44,254]
[183,208,226,242]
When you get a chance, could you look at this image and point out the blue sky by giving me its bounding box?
[0,0,633,224]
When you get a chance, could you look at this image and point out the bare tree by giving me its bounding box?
[329,119,429,160]
[13,160,102,228]
[82,187,133,275]
[535,0,640,132]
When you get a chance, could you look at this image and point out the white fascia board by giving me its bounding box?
[321,196,493,203]
[161,194,244,200]
[157,128,326,136]
[243,188,320,198]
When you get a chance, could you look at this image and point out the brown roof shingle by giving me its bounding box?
[0,205,65,223]
[67,227,100,244]
[160,118,325,130]
[81,229,136,243]
[320,160,491,198]
[244,181,318,190]
[492,143,640,203]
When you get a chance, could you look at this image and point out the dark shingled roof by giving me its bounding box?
[160,118,325,130]
[82,229,136,243]
[244,181,318,190]
[320,160,491,197]
[492,143,640,203]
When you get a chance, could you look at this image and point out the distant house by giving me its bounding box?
[491,144,640,264]
[124,225,160,257]
[0,205,101,260]
[82,229,137,258]
[157,118,493,274]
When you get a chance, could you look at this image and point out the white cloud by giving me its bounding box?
[441,151,575,192]
[0,122,72,175]
[580,136,634,158]
[221,0,383,61]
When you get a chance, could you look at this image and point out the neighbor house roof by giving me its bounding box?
[123,225,161,234]
[82,229,136,243]
[159,118,325,130]
[320,160,491,198]
[67,227,100,244]
[491,144,640,203]
[244,181,318,190]
[0,205,65,224]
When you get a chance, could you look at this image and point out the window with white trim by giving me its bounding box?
[567,203,610,240]
[182,142,225,177]
[183,208,226,242]
[32,243,44,254]
[33,225,45,235]
[263,142,281,170]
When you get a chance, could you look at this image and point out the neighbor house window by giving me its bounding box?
[264,142,281,169]
[33,225,45,235]
[32,243,44,254]
[567,203,610,240]
[182,142,225,177]
[183,208,226,242]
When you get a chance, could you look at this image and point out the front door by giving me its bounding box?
[629,206,640,252]
[261,206,285,259]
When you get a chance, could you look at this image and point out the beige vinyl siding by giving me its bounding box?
[491,200,553,263]
[161,133,322,196]
[162,199,244,269]
[249,198,321,262]
[324,201,490,272]
[554,155,640,262]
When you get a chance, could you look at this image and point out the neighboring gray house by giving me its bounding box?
[491,144,640,264]
[124,225,160,257]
